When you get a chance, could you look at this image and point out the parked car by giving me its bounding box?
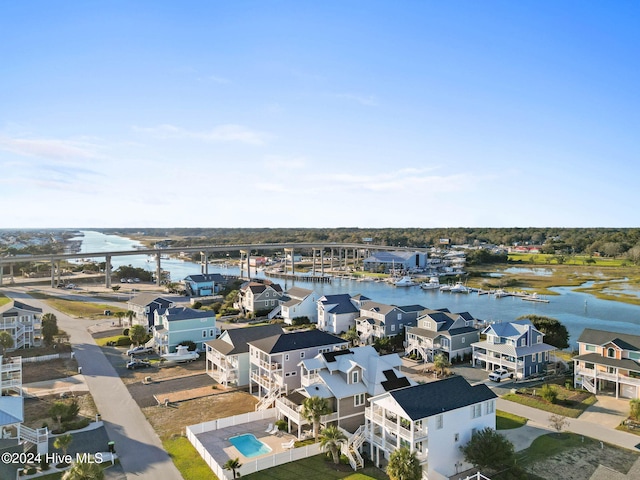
[126,346,153,356]
[126,360,151,370]
[488,367,514,382]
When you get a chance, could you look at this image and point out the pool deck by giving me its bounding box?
[195,418,299,464]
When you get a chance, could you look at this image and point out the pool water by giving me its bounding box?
[229,434,272,458]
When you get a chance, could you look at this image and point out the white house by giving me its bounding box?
[280,287,319,325]
[317,294,370,334]
[365,376,497,479]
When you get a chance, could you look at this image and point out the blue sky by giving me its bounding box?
[2,1,639,228]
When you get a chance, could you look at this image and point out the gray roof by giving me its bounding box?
[472,340,555,357]
[128,293,173,308]
[184,273,225,283]
[205,324,284,356]
[387,376,497,420]
[248,330,347,354]
[0,300,42,316]
[241,281,283,294]
[285,287,314,299]
[399,304,426,313]
[159,307,214,321]
[483,320,537,339]
[320,294,359,315]
[577,328,640,351]
[574,353,640,372]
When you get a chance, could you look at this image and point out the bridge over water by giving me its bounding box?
[0,243,427,288]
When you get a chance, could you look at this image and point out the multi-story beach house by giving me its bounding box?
[405,308,480,362]
[355,302,424,345]
[183,273,226,297]
[573,328,640,399]
[205,324,284,387]
[127,293,174,330]
[279,287,319,325]
[317,293,370,334]
[248,330,349,409]
[365,376,497,479]
[153,306,218,354]
[0,300,42,350]
[236,280,284,315]
[275,345,415,438]
[471,320,555,379]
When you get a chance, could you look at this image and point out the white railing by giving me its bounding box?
[301,373,321,387]
[340,425,365,470]
[576,368,640,386]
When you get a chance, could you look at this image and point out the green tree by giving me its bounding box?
[460,427,515,474]
[42,313,59,346]
[114,311,125,327]
[125,310,136,326]
[301,396,331,440]
[516,315,569,350]
[62,459,104,480]
[319,425,347,464]
[223,457,242,479]
[129,324,147,346]
[386,446,422,480]
[342,327,360,346]
[433,352,451,377]
[49,402,68,430]
[630,399,640,420]
[54,433,73,458]
[540,384,558,403]
[0,331,14,356]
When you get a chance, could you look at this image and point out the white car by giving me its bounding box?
[126,346,153,356]
[488,368,513,382]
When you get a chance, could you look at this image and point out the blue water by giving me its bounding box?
[75,231,640,347]
[229,434,271,457]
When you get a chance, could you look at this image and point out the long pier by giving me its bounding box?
[0,242,426,288]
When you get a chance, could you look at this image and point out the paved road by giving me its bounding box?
[5,288,183,480]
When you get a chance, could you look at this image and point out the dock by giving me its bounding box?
[265,272,332,283]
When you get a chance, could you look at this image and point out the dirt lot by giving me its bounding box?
[22,392,98,430]
[524,440,639,480]
[22,356,79,384]
[142,390,257,441]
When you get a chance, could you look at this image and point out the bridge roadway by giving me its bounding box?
[0,242,427,288]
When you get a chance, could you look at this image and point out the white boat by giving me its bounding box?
[161,345,199,363]
[420,277,440,290]
[450,281,469,293]
[394,276,418,287]
[522,292,550,303]
[439,283,452,292]
[494,289,510,298]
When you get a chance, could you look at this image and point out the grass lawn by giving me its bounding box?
[95,335,132,347]
[0,293,10,307]
[503,384,596,418]
[244,454,389,480]
[30,293,127,318]
[496,410,528,430]
[164,436,218,480]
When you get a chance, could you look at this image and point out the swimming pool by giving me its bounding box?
[229,434,272,458]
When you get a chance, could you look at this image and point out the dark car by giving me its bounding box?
[126,360,151,370]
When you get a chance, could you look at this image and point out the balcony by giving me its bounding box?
[275,397,339,425]
[473,352,522,369]
[301,373,321,387]
[576,368,640,386]
[365,408,426,440]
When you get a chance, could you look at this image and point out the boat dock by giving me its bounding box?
[265,272,332,283]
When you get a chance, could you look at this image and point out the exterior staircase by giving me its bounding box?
[581,376,596,394]
[20,425,48,455]
[340,425,365,470]
[255,385,282,411]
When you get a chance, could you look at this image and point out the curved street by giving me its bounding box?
[4,287,184,480]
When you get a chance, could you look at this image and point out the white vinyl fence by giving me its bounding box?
[186,408,322,479]
[21,354,60,363]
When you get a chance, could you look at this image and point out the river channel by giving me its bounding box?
[72,231,640,346]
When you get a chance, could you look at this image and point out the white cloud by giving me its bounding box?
[0,135,98,160]
[133,124,270,145]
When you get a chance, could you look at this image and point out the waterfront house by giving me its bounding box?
[573,328,640,399]
[0,300,42,350]
[248,330,349,409]
[365,376,497,479]
[276,345,414,438]
[355,302,424,345]
[279,287,320,325]
[406,308,480,362]
[127,293,174,330]
[237,280,284,315]
[471,320,555,379]
[362,251,427,273]
[153,307,218,354]
[184,273,226,297]
[317,293,370,334]
[204,324,284,387]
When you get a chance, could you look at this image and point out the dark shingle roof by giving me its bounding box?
[1,300,42,315]
[184,273,225,283]
[320,294,358,314]
[574,353,640,372]
[388,376,497,420]
[160,307,214,321]
[578,328,640,351]
[399,304,426,313]
[128,293,173,308]
[381,369,412,391]
[206,324,284,356]
[248,330,347,354]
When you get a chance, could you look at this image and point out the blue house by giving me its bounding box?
[471,320,555,379]
[127,293,174,330]
[184,273,226,297]
[153,306,218,354]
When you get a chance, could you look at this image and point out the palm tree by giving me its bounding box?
[125,310,136,326]
[54,433,73,464]
[301,396,331,440]
[342,327,360,347]
[223,457,242,479]
[433,352,450,377]
[319,425,347,464]
[62,459,104,480]
[114,311,125,327]
[386,446,422,480]
[0,331,14,356]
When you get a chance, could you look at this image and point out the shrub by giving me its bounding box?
[275,419,288,431]
[540,384,558,404]
[630,399,640,420]
[122,328,130,336]
[292,316,310,326]
[26,467,37,475]
[181,340,197,351]
[61,399,80,422]
[192,301,202,309]
[115,336,133,347]
[61,418,91,432]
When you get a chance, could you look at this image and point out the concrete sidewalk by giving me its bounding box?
[23,374,88,397]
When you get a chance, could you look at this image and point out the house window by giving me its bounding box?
[300,352,305,359]
[209,329,215,337]
[202,330,207,338]
[266,292,269,297]
[391,325,396,332]
[608,348,616,358]
[284,354,290,361]
[352,371,359,384]
[608,366,616,374]
[585,345,596,352]
[585,362,595,369]
[471,404,481,418]
[462,337,466,344]
[397,313,402,320]
[290,371,296,376]
[454,433,460,442]
[485,400,495,415]
[354,393,365,407]
[435,414,443,429]
[629,352,640,361]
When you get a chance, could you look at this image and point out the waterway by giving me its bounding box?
[73,231,640,347]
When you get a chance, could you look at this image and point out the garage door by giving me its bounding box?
[620,384,637,399]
